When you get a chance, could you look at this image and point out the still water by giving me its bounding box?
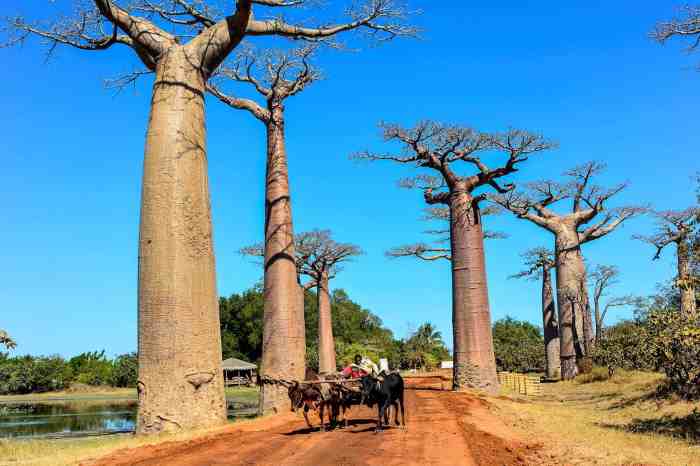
[0,400,257,439]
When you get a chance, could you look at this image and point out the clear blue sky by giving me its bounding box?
[1,1,697,357]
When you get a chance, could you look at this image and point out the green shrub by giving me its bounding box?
[111,352,138,387]
[644,310,700,399]
[0,354,71,394]
[69,351,113,386]
[492,317,545,373]
[594,320,654,375]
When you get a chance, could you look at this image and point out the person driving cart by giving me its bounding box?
[341,354,380,378]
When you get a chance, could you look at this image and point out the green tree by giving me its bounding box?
[492,317,545,373]
[69,350,113,386]
[111,352,138,388]
[0,330,16,350]
[219,285,400,371]
[219,285,265,363]
[402,323,451,370]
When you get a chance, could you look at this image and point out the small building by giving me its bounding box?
[440,360,453,369]
[222,357,257,387]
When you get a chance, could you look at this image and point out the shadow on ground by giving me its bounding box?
[599,409,700,443]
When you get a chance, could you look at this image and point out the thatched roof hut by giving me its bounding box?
[222,357,257,371]
[221,357,257,386]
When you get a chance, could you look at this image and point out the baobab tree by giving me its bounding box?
[296,230,363,374]
[587,264,638,344]
[5,0,415,433]
[0,330,16,350]
[209,46,319,410]
[510,248,560,380]
[241,230,361,376]
[652,5,700,67]
[356,121,555,392]
[492,162,645,379]
[634,208,699,316]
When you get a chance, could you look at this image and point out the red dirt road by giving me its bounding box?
[88,380,547,466]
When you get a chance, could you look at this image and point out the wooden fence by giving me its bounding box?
[497,372,543,396]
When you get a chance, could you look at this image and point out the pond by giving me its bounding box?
[0,399,258,439]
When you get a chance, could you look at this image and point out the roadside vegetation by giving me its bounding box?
[494,369,700,466]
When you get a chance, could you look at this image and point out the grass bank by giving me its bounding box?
[0,386,260,466]
[491,369,700,466]
[0,386,258,405]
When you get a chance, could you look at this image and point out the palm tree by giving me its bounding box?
[0,330,16,350]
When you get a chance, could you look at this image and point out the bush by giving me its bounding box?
[0,354,71,394]
[594,320,654,374]
[492,317,545,373]
[69,351,114,386]
[111,352,138,387]
[644,310,700,399]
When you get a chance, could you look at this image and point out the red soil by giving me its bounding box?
[85,378,555,466]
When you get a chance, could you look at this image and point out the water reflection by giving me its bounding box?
[0,399,258,439]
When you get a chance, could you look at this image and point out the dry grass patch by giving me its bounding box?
[491,369,700,465]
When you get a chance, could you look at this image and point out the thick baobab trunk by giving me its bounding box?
[317,272,336,374]
[677,239,697,317]
[137,47,226,434]
[449,192,498,393]
[542,266,561,380]
[554,228,591,380]
[260,110,305,413]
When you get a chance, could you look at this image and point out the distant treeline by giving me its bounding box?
[220,285,451,372]
[0,287,452,395]
[0,351,137,395]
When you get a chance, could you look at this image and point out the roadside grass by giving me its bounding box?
[0,387,261,466]
[0,388,135,404]
[491,369,700,466]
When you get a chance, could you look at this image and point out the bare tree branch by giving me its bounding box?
[386,243,451,261]
[652,5,700,67]
[493,161,644,244]
[295,229,363,280]
[510,247,554,281]
[246,0,420,44]
[633,207,699,259]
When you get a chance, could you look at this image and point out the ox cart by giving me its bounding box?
[258,375,364,431]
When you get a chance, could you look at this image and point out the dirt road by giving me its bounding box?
[88,380,547,466]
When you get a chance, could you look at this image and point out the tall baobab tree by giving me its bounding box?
[356,121,555,392]
[5,0,415,433]
[296,230,362,374]
[652,5,700,67]
[510,248,560,380]
[635,208,699,316]
[493,162,645,379]
[241,230,361,401]
[0,330,16,350]
[209,47,319,410]
[587,264,638,343]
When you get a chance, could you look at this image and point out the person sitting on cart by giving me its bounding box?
[341,354,380,378]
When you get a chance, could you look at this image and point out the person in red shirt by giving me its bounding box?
[341,354,368,379]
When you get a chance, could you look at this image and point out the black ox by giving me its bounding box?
[360,373,406,432]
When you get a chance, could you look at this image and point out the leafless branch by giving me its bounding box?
[295,229,363,280]
[386,243,451,262]
[652,5,700,63]
[246,0,420,45]
[633,207,699,259]
[510,247,554,281]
